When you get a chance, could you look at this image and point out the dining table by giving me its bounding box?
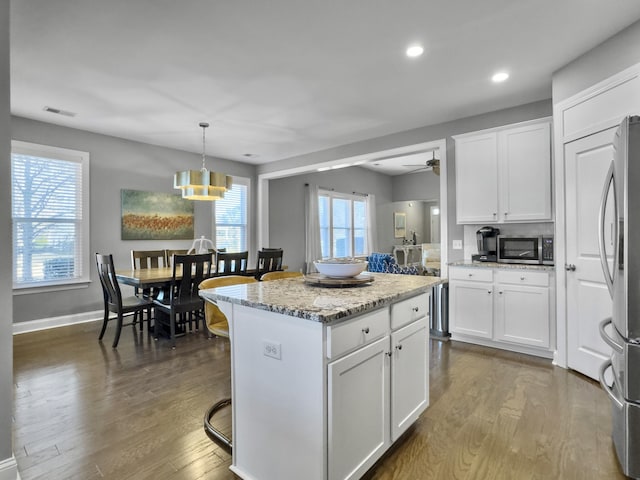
[116,266,259,301]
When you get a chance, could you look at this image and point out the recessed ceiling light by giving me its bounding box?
[406,45,424,58]
[492,71,509,83]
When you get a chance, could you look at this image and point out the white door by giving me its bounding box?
[565,128,616,380]
[449,280,494,339]
[390,317,428,441]
[327,336,390,480]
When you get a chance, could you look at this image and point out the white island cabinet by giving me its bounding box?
[200,274,441,480]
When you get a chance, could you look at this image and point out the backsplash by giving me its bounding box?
[463,223,555,260]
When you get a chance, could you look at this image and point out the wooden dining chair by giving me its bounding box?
[198,275,258,451]
[165,249,188,267]
[260,270,302,281]
[130,249,167,329]
[254,249,283,279]
[96,253,154,348]
[153,253,212,348]
[216,251,249,276]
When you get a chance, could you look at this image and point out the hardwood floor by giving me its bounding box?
[13,321,625,479]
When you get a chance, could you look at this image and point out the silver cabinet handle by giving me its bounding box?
[565,264,576,271]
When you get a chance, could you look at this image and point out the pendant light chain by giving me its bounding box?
[200,122,209,172]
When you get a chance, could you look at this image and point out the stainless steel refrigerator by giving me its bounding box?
[599,115,640,479]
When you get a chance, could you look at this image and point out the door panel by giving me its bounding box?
[565,128,616,379]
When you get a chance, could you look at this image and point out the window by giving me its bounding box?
[11,141,90,289]
[319,190,368,259]
[215,177,249,252]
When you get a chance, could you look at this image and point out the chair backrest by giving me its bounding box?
[96,253,123,309]
[261,247,282,251]
[254,249,283,279]
[216,251,249,276]
[199,275,258,337]
[260,271,302,281]
[170,253,213,302]
[131,250,166,270]
[165,249,188,267]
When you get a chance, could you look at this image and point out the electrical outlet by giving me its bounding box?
[263,341,281,360]
[452,239,463,249]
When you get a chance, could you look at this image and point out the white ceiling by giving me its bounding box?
[10,1,640,168]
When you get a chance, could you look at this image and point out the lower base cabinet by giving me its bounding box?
[450,266,554,356]
[327,295,429,480]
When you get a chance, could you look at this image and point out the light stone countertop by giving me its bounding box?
[449,260,555,272]
[199,273,444,323]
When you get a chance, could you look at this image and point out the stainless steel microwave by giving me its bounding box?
[497,235,554,265]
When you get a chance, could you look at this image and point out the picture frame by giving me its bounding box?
[121,189,194,240]
[394,212,406,238]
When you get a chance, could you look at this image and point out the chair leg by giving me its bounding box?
[170,311,176,349]
[112,312,124,348]
[98,307,109,340]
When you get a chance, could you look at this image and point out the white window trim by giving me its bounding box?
[319,189,368,259]
[212,175,251,254]
[11,140,91,292]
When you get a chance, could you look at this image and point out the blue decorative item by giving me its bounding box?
[366,252,419,275]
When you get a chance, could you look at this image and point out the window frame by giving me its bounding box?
[318,189,368,259]
[11,140,91,292]
[212,175,251,253]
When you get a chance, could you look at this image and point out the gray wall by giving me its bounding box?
[269,166,393,272]
[265,99,553,268]
[553,19,640,103]
[11,117,256,323]
[392,170,439,202]
[1,0,13,466]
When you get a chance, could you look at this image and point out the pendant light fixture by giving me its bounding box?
[174,122,232,201]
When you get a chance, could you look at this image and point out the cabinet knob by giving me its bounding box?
[565,264,576,272]
[520,276,525,281]
[386,351,392,357]
[412,307,419,312]
[499,291,503,295]
[395,344,403,351]
[488,290,492,294]
[493,212,497,217]
[468,273,473,277]
[362,327,370,334]
[504,212,509,217]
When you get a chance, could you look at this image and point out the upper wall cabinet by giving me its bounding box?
[454,118,552,224]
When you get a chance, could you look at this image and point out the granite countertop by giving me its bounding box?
[449,260,555,272]
[199,273,444,323]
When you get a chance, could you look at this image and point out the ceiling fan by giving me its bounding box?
[403,151,440,175]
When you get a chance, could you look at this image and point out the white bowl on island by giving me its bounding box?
[314,259,368,278]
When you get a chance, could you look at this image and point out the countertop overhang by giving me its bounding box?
[199,273,444,323]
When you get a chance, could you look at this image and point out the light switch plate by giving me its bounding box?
[452,240,463,249]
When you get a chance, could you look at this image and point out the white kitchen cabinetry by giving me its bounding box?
[327,293,429,480]
[454,118,552,224]
[449,267,494,339]
[449,266,553,357]
[494,270,550,349]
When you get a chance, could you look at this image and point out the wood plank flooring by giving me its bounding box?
[13,321,626,479]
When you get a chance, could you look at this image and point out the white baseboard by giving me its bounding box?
[13,310,103,335]
[0,456,18,480]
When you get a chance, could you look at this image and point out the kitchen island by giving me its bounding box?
[199,273,443,480]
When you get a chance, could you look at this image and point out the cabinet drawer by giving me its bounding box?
[496,270,549,287]
[450,267,493,282]
[391,293,429,330]
[327,308,389,359]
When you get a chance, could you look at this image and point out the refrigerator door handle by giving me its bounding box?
[599,318,624,354]
[599,359,624,410]
[598,161,616,298]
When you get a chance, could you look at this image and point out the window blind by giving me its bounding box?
[215,182,248,252]
[11,142,89,288]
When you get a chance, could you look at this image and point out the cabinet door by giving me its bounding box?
[450,280,494,339]
[390,317,429,441]
[499,121,552,222]
[495,284,550,348]
[455,132,499,223]
[328,336,390,480]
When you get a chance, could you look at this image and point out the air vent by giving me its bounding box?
[43,106,77,117]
